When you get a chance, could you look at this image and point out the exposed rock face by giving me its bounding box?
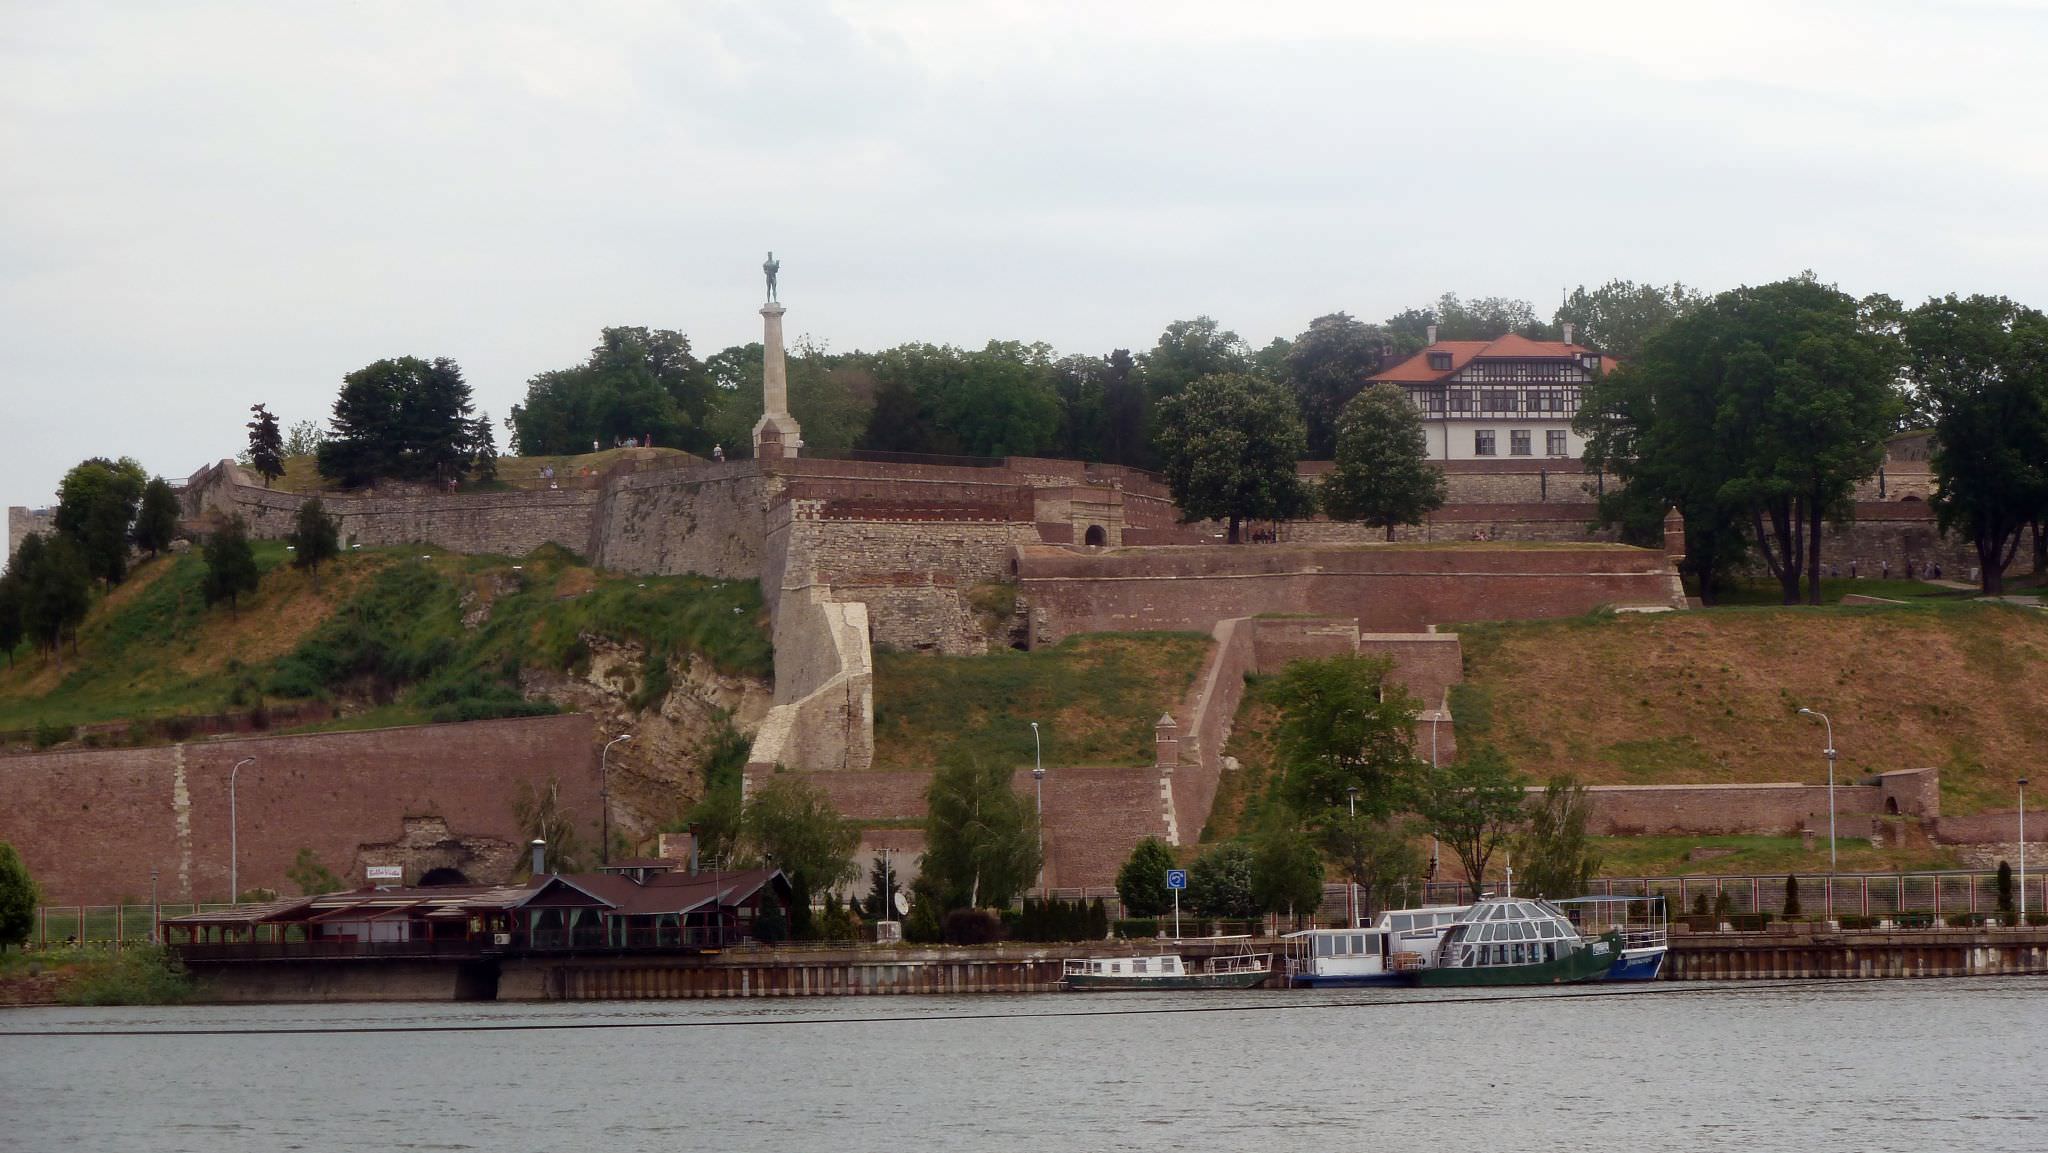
[523,636,772,846]
[356,815,520,885]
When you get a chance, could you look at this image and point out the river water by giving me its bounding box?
[2,978,2043,1152]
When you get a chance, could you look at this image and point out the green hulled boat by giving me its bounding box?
[1408,895,1622,987]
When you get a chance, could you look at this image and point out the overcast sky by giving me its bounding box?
[5,0,2047,511]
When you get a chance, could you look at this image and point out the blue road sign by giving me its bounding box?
[1165,869,1188,891]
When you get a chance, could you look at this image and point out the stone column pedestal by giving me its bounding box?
[752,300,803,458]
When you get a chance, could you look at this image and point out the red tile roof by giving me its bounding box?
[1368,335,1613,385]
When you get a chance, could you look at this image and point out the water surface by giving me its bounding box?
[3,979,2042,1152]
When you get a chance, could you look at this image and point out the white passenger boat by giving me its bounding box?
[1555,894,1669,981]
[1282,903,1469,988]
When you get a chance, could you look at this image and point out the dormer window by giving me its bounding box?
[1580,353,1601,371]
[1428,352,1453,371]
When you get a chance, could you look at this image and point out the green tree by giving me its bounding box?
[1901,295,2048,595]
[741,776,860,900]
[317,356,478,487]
[201,515,260,616]
[286,848,344,896]
[1997,859,2016,915]
[287,498,341,590]
[1321,814,1425,916]
[55,456,147,586]
[133,478,180,559]
[246,403,285,487]
[1782,874,1802,916]
[1579,276,1898,604]
[1410,745,1527,901]
[508,327,716,456]
[283,419,326,458]
[922,757,1042,909]
[470,413,499,483]
[1251,823,1326,919]
[1155,372,1312,543]
[1321,384,1447,539]
[1142,316,1250,398]
[1115,837,1179,917]
[1385,293,1551,353]
[1187,841,1258,919]
[1269,654,1423,820]
[1285,312,1390,456]
[1515,775,1601,899]
[862,854,904,921]
[22,534,90,666]
[682,786,743,868]
[0,562,23,667]
[0,842,37,952]
[1553,280,1704,358]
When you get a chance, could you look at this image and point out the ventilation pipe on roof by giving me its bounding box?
[530,839,547,878]
[1425,323,1439,345]
[1562,322,1576,346]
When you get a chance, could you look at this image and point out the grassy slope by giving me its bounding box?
[0,543,768,735]
[1452,598,2048,816]
[870,633,1212,771]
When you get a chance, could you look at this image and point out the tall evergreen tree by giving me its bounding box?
[245,403,285,487]
[0,560,24,668]
[288,498,341,590]
[0,842,37,952]
[133,478,181,558]
[317,357,476,487]
[202,516,261,615]
[22,534,90,666]
[470,413,499,483]
[1321,384,1447,539]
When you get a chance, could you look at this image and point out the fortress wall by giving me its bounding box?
[1298,459,1604,505]
[180,462,600,559]
[593,464,768,579]
[784,766,1166,889]
[6,506,54,572]
[748,583,873,772]
[1583,781,1886,837]
[1286,504,1611,546]
[1172,619,1257,845]
[1018,544,1680,645]
[0,714,598,905]
[1816,503,2033,578]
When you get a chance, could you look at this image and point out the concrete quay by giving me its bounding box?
[1667,925,2048,980]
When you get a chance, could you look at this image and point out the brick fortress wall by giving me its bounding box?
[0,714,599,905]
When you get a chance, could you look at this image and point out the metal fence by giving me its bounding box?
[20,904,240,950]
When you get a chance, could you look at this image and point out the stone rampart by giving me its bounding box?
[591,462,769,578]
[746,581,873,774]
[6,506,54,572]
[0,714,598,905]
[1017,543,1682,644]
[1579,770,1944,837]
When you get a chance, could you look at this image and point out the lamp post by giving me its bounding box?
[1346,787,1359,928]
[601,733,631,865]
[1030,721,1045,895]
[880,846,893,921]
[2020,777,2030,922]
[228,757,254,903]
[1796,709,1837,871]
[150,867,160,944]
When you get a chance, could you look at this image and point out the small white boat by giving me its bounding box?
[1060,947,1272,991]
[1555,895,1670,981]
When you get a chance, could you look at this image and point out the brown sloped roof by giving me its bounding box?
[1369,335,1615,384]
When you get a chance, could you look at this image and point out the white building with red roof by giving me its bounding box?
[1365,324,1617,462]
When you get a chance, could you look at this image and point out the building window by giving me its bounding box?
[1475,430,1496,456]
[1428,351,1453,371]
[1547,430,1568,456]
[1510,430,1531,456]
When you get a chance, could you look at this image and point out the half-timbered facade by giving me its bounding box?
[1366,330,1616,461]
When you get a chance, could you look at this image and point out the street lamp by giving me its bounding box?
[1030,722,1045,894]
[150,867,160,944]
[1796,709,1838,872]
[601,734,632,865]
[2020,777,2030,922]
[228,757,254,903]
[1346,787,1359,928]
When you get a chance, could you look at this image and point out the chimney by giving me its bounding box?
[1425,323,1439,345]
[530,839,547,877]
[1562,322,1576,346]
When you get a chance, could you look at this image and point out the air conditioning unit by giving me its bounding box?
[492,933,511,946]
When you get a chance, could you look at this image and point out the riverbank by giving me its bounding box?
[126,923,2048,1003]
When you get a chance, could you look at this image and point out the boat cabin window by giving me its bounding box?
[1133,959,1148,974]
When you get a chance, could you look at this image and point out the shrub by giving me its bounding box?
[32,721,72,750]
[1783,875,1802,916]
[1114,918,1160,938]
[941,908,1005,945]
[58,946,191,1006]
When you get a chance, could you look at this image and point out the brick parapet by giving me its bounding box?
[0,714,599,905]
